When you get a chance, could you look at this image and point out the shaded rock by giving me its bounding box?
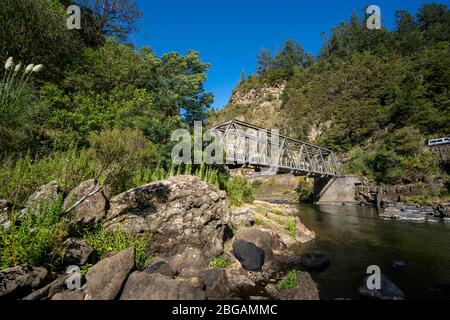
[199,269,231,300]
[104,176,231,259]
[235,228,277,262]
[145,258,176,277]
[265,272,320,300]
[301,253,330,272]
[84,248,135,300]
[23,274,85,300]
[233,240,265,272]
[358,274,405,300]
[225,267,274,295]
[62,238,94,266]
[26,181,59,210]
[0,266,48,300]
[230,206,254,227]
[169,247,208,277]
[391,259,407,271]
[63,179,107,225]
[437,203,450,218]
[120,272,206,300]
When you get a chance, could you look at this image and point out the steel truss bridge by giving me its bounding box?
[212,119,341,177]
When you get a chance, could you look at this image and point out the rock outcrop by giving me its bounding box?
[26,181,59,210]
[84,248,135,300]
[0,266,48,300]
[120,272,206,300]
[62,238,94,266]
[104,176,231,259]
[265,272,320,300]
[63,179,107,225]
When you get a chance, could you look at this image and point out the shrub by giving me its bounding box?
[84,228,153,269]
[0,57,45,156]
[87,128,156,194]
[225,177,255,207]
[0,148,96,206]
[296,177,314,203]
[0,195,67,270]
[276,270,299,290]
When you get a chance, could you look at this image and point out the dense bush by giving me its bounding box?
[0,195,67,270]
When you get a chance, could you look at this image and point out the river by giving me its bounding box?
[293,204,450,300]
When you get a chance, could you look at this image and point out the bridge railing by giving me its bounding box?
[212,119,341,177]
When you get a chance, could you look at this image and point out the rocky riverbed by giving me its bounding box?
[0,176,321,301]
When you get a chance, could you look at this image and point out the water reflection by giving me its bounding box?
[294,204,450,300]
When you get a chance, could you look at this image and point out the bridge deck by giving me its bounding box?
[212,119,341,177]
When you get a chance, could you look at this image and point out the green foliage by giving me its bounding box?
[387,126,424,156]
[0,195,67,270]
[87,128,156,194]
[0,0,85,81]
[84,228,153,269]
[285,218,296,239]
[224,177,255,207]
[276,270,299,290]
[0,149,96,207]
[296,178,314,203]
[0,58,46,156]
[209,256,229,269]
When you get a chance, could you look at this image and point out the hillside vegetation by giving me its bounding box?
[209,4,449,193]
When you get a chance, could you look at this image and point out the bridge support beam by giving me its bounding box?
[314,176,361,205]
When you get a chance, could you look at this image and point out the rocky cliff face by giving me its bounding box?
[210,82,286,130]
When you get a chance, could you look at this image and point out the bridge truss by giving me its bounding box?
[212,119,341,177]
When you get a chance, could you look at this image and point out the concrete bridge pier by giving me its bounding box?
[314,176,361,205]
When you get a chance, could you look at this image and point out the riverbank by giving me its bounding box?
[0,176,320,300]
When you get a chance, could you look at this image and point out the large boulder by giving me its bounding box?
[232,240,265,272]
[63,179,107,225]
[62,238,94,266]
[235,228,280,262]
[230,206,255,227]
[198,269,231,300]
[104,176,231,259]
[0,266,48,300]
[358,274,405,300]
[120,272,206,300]
[169,247,208,277]
[26,181,59,210]
[265,272,320,300]
[84,248,135,300]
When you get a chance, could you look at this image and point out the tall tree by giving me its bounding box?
[274,40,314,72]
[256,49,274,76]
[81,0,143,42]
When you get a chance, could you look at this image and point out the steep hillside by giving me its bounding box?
[209,4,450,195]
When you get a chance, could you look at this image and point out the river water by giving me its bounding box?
[294,204,450,300]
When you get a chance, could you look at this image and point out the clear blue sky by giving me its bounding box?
[132,0,443,109]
